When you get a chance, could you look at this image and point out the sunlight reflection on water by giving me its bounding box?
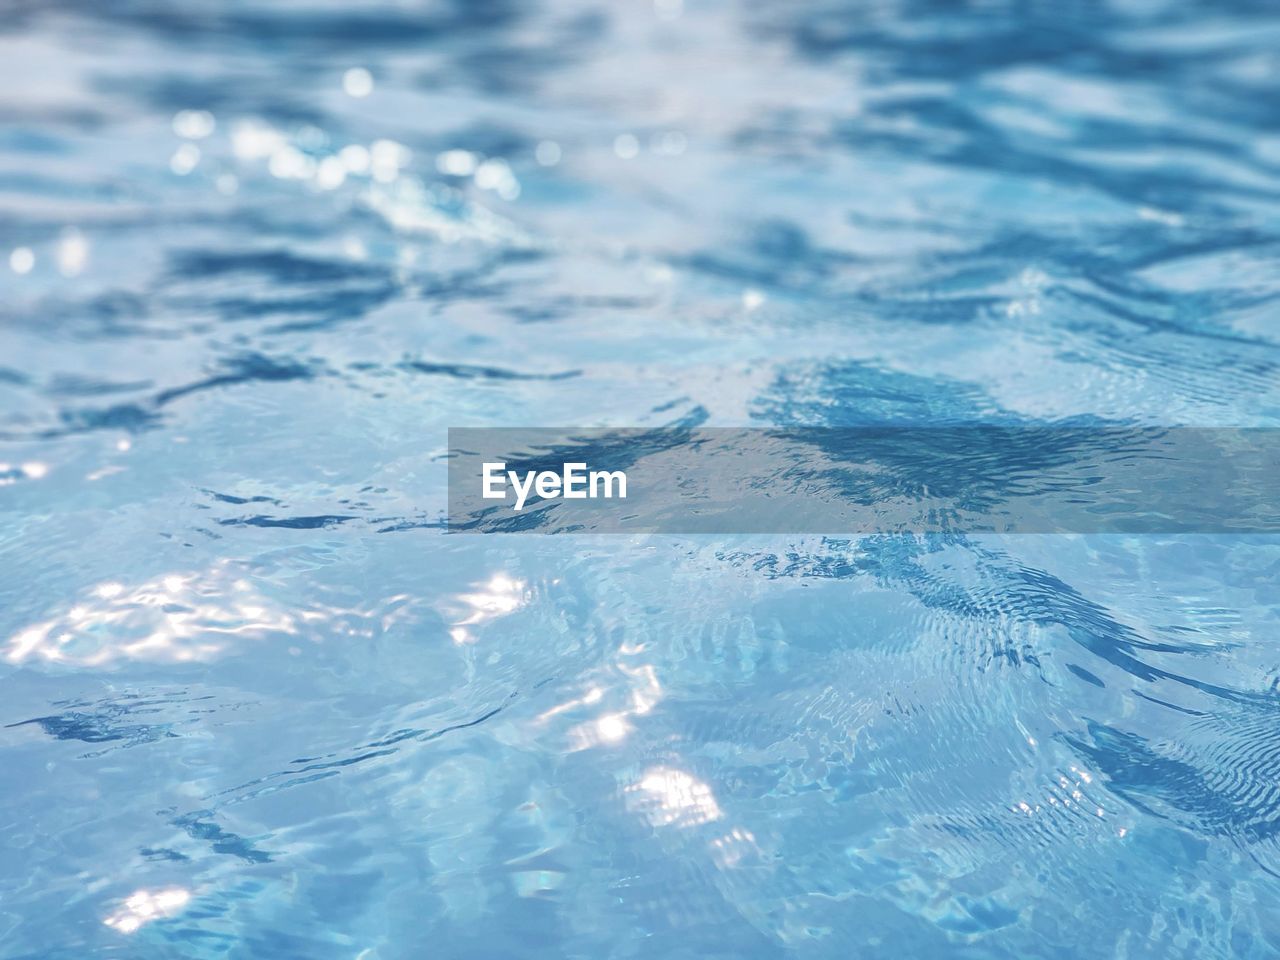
[1,0,1279,956]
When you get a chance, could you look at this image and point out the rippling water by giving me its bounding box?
[2,1,1280,957]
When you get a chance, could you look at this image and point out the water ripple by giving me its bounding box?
[2,0,1279,956]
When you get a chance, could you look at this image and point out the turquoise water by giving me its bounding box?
[2,1,1280,957]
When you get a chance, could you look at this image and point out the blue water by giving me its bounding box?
[2,1,1280,957]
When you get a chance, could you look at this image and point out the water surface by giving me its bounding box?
[2,1,1280,957]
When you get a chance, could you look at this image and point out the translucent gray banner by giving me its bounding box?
[447,427,1279,534]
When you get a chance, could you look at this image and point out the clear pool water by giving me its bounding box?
[2,1,1280,957]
